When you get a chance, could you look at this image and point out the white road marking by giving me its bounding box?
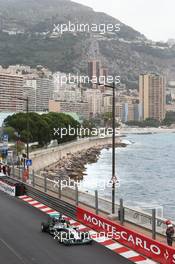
[120,250,139,258]
[34,204,45,208]
[106,242,123,250]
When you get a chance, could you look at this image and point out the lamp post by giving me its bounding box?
[94,81,119,214]
[26,97,29,160]
[111,81,117,214]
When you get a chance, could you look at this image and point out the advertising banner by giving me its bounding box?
[77,207,175,264]
[0,180,16,196]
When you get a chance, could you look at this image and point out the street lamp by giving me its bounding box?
[94,81,119,214]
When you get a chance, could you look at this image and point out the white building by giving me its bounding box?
[24,77,54,112]
[0,73,24,112]
[84,88,103,116]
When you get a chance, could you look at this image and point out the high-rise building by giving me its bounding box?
[36,77,54,111]
[88,60,101,87]
[23,77,54,112]
[54,86,82,102]
[126,103,141,122]
[23,79,37,111]
[103,95,112,113]
[100,67,109,85]
[84,88,102,116]
[139,73,165,121]
[0,73,23,112]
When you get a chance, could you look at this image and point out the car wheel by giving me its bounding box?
[41,222,49,232]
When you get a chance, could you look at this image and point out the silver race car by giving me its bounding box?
[41,215,93,246]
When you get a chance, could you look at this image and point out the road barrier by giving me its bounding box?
[77,207,175,264]
[23,184,76,219]
[0,176,25,196]
[11,166,168,238]
[7,174,76,218]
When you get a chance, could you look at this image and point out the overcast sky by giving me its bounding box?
[74,0,174,41]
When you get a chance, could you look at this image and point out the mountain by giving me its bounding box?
[0,0,175,87]
[0,0,143,39]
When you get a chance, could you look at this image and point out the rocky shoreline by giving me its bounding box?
[40,142,127,182]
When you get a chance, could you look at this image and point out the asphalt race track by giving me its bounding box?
[0,191,133,264]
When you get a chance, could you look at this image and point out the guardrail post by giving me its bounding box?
[19,164,21,179]
[32,170,35,187]
[119,198,124,225]
[95,190,99,215]
[75,185,78,206]
[58,178,61,199]
[12,164,15,177]
[44,176,47,193]
[152,209,156,240]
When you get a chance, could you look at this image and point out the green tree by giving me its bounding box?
[2,127,16,142]
[43,112,79,144]
[4,112,80,147]
[126,118,160,127]
[142,118,160,128]
[163,111,175,126]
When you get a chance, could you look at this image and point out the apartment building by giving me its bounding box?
[0,73,23,112]
[49,100,89,119]
[139,73,165,121]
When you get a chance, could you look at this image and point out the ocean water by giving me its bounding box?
[82,133,175,219]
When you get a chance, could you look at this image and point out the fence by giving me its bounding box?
[12,165,168,240]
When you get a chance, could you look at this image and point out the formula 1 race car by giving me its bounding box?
[41,215,93,246]
[41,215,70,235]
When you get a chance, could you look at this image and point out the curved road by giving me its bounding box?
[0,191,133,264]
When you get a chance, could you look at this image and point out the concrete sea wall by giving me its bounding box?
[30,137,119,171]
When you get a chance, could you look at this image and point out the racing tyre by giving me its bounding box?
[41,222,49,232]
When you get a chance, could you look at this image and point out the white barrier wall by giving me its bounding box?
[30,137,117,171]
[0,180,16,196]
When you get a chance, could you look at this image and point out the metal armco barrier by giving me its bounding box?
[11,168,169,239]
[77,207,175,264]
[25,185,77,219]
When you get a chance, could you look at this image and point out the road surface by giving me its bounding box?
[0,191,133,264]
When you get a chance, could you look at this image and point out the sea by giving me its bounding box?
[81,132,175,220]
